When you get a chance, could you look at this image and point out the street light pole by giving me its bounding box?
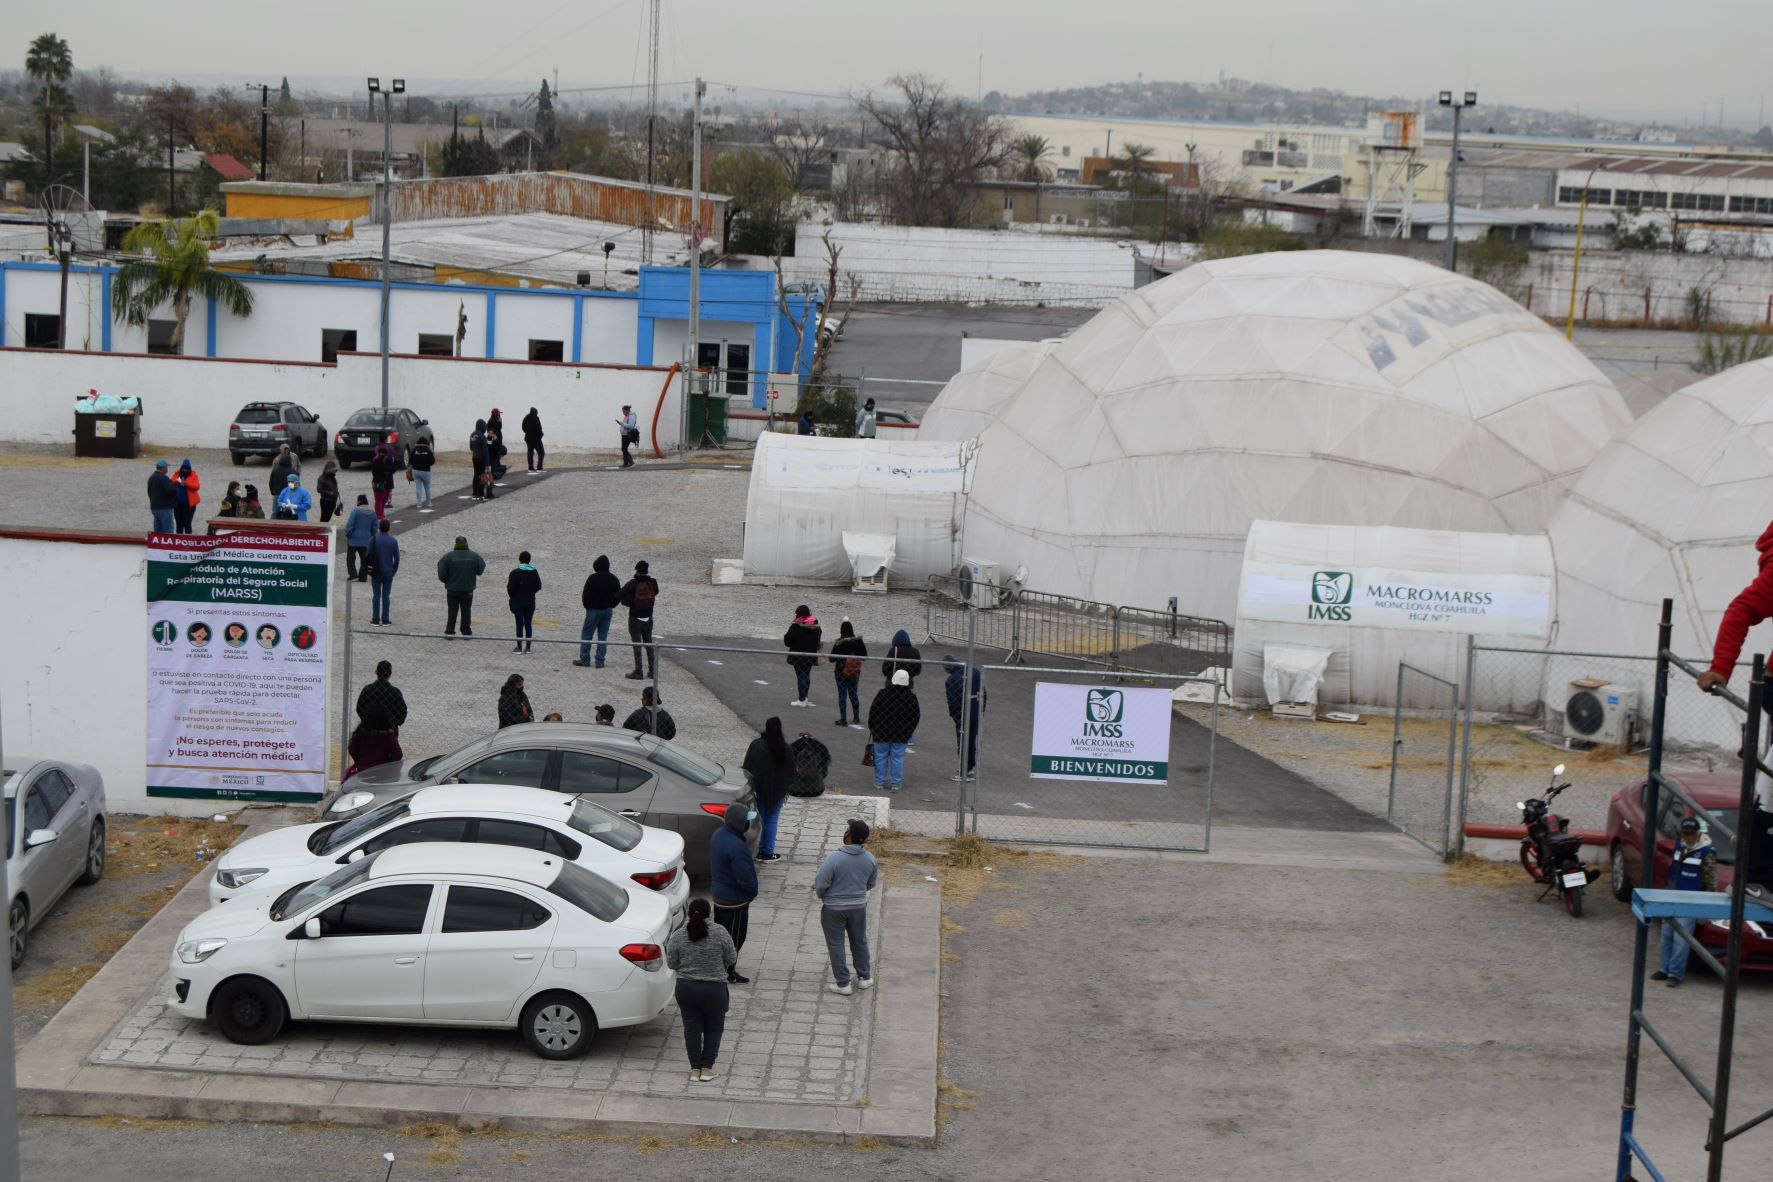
[369,78,405,410]
[259,83,269,181]
[689,78,704,395]
[1439,89,1477,272]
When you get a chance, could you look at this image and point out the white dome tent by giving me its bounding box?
[1548,356,1773,747]
[916,250,1631,622]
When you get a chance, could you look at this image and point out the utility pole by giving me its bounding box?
[689,77,705,396]
[1440,89,1477,272]
[259,83,269,181]
[369,77,405,409]
[167,116,176,216]
[644,0,659,265]
[82,139,90,203]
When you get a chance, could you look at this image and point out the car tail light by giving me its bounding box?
[387,432,399,444]
[631,868,678,891]
[334,431,343,443]
[272,423,288,432]
[700,803,729,817]
[619,943,663,971]
[229,423,240,432]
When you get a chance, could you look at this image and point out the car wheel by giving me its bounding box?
[211,976,288,1045]
[1609,842,1633,902]
[399,446,410,470]
[8,898,27,970]
[337,456,352,470]
[77,819,106,886]
[313,435,327,459]
[520,991,596,1060]
[230,452,246,467]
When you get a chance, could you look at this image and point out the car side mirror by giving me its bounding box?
[304,917,323,939]
[417,418,428,426]
[24,828,58,851]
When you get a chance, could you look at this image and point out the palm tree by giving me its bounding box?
[1116,143,1157,191]
[1012,134,1053,183]
[25,33,73,192]
[111,211,254,355]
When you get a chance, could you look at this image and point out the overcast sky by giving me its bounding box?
[14,0,1773,127]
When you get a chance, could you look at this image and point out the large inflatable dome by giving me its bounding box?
[1550,355,1773,677]
[917,250,1631,621]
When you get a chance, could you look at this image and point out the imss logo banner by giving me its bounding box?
[1030,683,1173,784]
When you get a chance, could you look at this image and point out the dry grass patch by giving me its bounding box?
[992,909,1027,928]
[851,1135,885,1152]
[109,816,244,879]
[13,963,103,1009]
[634,1134,672,1154]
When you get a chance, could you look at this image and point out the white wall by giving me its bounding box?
[0,349,687,453]
[215,279,384,361]
[494,290,578,361]
[582,297,638,364]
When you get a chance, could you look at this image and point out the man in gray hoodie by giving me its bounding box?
[814,819,878,995]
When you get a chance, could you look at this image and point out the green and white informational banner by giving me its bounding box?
[1030,683,1172,784]
[145,531,330,802]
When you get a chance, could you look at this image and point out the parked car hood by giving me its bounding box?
[179,890,282,942]
[216,822,335,874]
[343,759,426,788]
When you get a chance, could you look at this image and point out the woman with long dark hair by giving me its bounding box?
[743,717,793,863]
[497,673,533,728]
[664,898,737,1082]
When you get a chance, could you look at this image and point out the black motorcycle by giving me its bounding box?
[1518,763,1596,917]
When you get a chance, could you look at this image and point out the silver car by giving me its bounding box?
[320,724,756,879]
[6,758,107,969]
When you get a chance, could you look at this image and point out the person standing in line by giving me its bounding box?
[944,656,987,782]
[369,443,398,519]
[350,659,407,774]
[437,535,486,637]
[830,619,867,729]
[507,550,542,654]
[815,818,878,995]
[622,686,677,740]
[172,458,201,534]
[744,717,793,863]
[497,673,533,728]
[487,408,509,481]
[1654,817,1718,988]
[855,397,878,439]
[708,804,757,985]
[620,559,660,680]
[217,481,244,518]
[268,443,300,497]
[147,459,179,533]
[342,495,377,581]
[366,519,400,627]
[573,554,622,668]
[274,473,312,522]
[665,899,737,1083]
[882,627,925,749]
[783,605,823,708]
[522,406,546,473]
[617,404,639,468]
[407,437,435,510]
[238,483,265,519]
[469,418,492,500]
[797,410,816,436]
[316,459,340,523]
[868,670,920,793]
[593,703,616,726]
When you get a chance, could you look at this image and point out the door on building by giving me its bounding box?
[724,343,751,401]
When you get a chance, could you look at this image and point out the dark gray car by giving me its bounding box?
[320,724,757,879]
[229,401,327,464]
[333,406,435,468]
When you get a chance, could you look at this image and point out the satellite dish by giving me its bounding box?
[38,183,94,256]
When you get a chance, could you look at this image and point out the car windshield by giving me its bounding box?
[1703,810,1742,864]
[547,860,629,922]
[567,798,643,851]
[318,798,411,855]
[345,411,397,429]
[236,406,281,424]
[271,851,381,920]
[420,735,496,779]
[641,736,724,786]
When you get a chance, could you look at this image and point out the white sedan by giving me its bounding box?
[169,843,675,1058]
[209,786,689,926]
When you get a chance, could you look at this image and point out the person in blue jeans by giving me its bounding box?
[366,519,400,626]
[147,459,178,533]
[815,819,878,994]
[507,550,541,654]
[830,619,866,728]
[743,718,792,862]
[867,670,920,792]
[573,553,621,667]
[1655,816,1718,987]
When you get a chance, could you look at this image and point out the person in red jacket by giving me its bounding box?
[1698,520,1773,897]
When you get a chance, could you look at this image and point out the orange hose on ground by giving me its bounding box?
[650,361,680,459]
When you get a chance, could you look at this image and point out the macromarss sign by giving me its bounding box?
[145,531,330,802]
[1239,562,1552,639]
[1030,683,1172,784]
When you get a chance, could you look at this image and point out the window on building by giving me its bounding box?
[1060,145,1070,157]
[147,320,179,355]
[1729,195,1773,215]
[1558,186,1611,206]
[527,339,564,362]
[24,314,60,349]
[416,333,453,356]
[1003,193,1015,211]
[321,328,358,363]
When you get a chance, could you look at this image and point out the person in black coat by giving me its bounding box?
[574,554,623,668]
[868,671,920,792]
[507,551,542,654]
[522,407,545,472]
[743,717,793,862]
[623,686,677,740]
[829,618,867,728]
[497,673,533,728]
[469,419,493,500]
[317,460,340,522]
[783,605,823,708]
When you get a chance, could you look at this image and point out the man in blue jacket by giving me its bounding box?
[147,459,179,533]
[1655,816,1719,988]
[944,656,987,782]
[342,495,377,581]
[709,805,758,985]
[366,519,400,627]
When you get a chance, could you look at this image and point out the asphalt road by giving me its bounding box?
[664,637,1385,833]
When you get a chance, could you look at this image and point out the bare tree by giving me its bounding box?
[774,229,862,382]
[767,119,830,191]
[855,73,1011,228]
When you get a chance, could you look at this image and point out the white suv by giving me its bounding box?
[169,843,674,1059]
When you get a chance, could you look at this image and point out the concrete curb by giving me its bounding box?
[17,819,940,1147]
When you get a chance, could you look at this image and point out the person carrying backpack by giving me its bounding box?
[783,605,823,708]
[620,560,660,679]
[830,619,867,728]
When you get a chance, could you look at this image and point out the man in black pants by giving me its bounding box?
[708,805,757,984]
[436,536,486,638]
[620,559,660,680]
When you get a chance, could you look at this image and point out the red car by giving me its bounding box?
[1604,773,1773,972]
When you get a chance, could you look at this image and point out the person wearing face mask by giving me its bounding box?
[708,803,758,985]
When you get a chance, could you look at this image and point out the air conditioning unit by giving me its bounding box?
[853,565,889,594]
[1561,678,1637,751]
[956,558,1004,609]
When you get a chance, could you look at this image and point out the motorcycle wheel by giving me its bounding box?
[1564,885,1584,918]
[1520,841,1546,883]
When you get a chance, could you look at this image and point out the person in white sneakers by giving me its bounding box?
[815,818,878,995]
[784,604,823,708]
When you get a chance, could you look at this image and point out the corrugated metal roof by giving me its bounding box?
[203,153,256,182]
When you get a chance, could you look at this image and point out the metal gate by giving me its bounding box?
[1387,662,1459,855]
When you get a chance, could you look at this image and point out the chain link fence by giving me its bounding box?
[1387,663,1459,855]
